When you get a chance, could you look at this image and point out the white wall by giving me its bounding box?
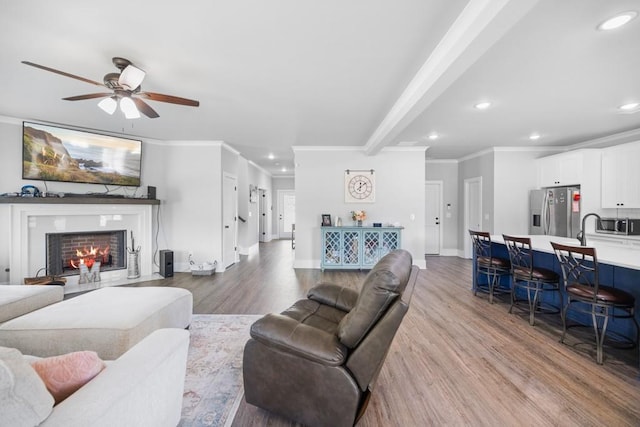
[293,147,426,269]
[160,142,223,271]
[492,149,539,235]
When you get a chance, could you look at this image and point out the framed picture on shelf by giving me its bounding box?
[321,214,332,227]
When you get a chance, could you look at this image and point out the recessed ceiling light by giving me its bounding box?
[428,133,439,140]
[529,133,541,141]
[281,167,287,172]
[618,102,640,111]
[474,101,491,110]
[267,153,275,160]
[598,11,637,30]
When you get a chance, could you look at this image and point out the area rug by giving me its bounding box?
[179,314,261,427]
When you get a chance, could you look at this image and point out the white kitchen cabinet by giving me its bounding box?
[536,151,583,188]
[601,142,640,209]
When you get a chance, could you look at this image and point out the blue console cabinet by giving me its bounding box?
[321,226,402,270]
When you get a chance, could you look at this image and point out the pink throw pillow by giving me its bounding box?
[31,351,106,404]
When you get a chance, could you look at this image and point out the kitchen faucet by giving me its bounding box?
[577,213,601,246]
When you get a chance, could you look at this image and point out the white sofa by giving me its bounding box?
[1,328,189,427]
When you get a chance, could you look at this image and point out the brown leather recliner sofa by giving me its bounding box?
[243,249,419,427]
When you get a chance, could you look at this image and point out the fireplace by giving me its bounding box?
[46,230,127,276]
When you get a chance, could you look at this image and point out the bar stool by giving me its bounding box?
[469,230,511,304]
[502,234,561,326]
[551,241,639,365]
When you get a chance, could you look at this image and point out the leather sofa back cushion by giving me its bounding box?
[338,250,412,348]
[0,346,54,426]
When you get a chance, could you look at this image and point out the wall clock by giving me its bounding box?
[345,170,375,203]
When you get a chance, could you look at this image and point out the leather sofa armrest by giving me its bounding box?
[250,313,347,366]
[307,283,359,312]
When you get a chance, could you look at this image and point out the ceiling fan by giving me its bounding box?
[22,57,200,119]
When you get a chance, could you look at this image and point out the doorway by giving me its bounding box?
[277,190,295,240]
[464,177,482,259]
[425,181,443,255]
[222,173,238,269]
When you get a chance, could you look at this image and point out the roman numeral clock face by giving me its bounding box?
[345,172,375,203]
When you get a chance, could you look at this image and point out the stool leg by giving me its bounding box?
[508,280,517,314]
[488,271,496,304]
[560,301,569,344]
[592,307,609,365]
[528,283,542,326]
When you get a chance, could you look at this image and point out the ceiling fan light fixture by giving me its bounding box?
[598,11,637,30]
[97,97,118,115]
[120,97,140,119]
[119,64,146,90]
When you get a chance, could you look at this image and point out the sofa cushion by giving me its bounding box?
[338,250,412,348]
[0,285,64,323]
[31,351,106,404]
[0,287,193,359]
[0,346,54,427]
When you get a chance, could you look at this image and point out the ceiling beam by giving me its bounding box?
[364,0,540,155]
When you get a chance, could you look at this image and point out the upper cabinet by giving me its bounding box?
[601,142,640,209]
[536,149,602,214]
[536,150,589,188]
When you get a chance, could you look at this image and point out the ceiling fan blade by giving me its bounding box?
[138,91,200,107]
[63,93,112,101]
[132,98,160,118]
[22,61,105,87]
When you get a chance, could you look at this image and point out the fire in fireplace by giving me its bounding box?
[46,230,127,276]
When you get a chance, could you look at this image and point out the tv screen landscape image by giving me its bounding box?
[22,121,142,186]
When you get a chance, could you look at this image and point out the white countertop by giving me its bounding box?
[491,234,640,271]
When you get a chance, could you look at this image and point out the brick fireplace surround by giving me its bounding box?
[2,197,159,293]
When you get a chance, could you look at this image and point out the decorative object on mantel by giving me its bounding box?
[127,231,141,279]
[24,268,66,286]
[344,169,375,203]
[321,214,332,227]
[78,262,101,284]
[351,210,366,226]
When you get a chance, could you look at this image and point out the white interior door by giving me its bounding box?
[223,173,238,269]
[425,181,442,255]
[464,177,482,259]
[278,190,295,239]
[258,189,270,242]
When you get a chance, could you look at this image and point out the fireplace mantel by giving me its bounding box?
[0,196,159,205]
[4,201,158,293]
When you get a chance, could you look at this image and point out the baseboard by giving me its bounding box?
[239,243,259,256]
[293,259,318,269]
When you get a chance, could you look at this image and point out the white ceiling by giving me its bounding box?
[1,0,639,176]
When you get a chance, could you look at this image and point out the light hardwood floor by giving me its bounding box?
[137,240,640,426]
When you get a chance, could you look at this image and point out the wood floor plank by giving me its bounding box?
[136,241,640,426]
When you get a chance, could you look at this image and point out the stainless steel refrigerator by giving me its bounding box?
[529,187,581,237]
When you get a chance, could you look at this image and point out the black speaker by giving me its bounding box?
[147,185,157,199]
[159,250,173,278]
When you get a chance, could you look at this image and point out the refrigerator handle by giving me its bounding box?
[543,191,550,235]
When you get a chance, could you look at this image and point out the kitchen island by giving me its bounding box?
[486,234,639,342]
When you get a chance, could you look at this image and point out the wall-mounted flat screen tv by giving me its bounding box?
[22,121,142,186]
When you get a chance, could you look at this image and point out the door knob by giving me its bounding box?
[225,225,230,229]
